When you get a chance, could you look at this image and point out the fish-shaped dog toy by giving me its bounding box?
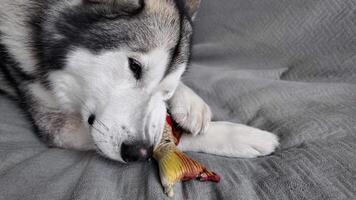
[153,116,220,197]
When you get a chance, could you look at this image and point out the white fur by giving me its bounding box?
[158,65,186,100]
[28,83,59,108]
[28,83,94,150]
[178,121,279,158]
[52,115,94,151]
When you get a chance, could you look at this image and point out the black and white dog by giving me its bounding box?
[0,0,278,163]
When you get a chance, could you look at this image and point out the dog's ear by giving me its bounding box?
[182,0,201,20]
[83,0,144,19]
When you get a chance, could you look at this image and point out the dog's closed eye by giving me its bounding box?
[128,58,143,80]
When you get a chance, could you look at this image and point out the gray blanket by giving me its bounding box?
[1,0,356,199]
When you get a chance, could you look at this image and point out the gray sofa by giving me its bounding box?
[1,0,355,199]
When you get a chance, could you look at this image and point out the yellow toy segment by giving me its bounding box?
[153,116,220,197]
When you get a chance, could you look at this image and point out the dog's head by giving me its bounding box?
[39,0,201,162]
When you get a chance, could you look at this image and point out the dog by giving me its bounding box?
[0,0,279,163]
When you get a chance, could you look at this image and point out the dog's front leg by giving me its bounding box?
[168,82,211,136]
[177,122,279,158]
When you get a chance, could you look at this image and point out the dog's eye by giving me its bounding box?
[128,58,142,80]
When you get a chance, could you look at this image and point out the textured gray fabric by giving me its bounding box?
[1,0,356,199]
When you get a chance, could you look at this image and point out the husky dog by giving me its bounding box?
[0,0,278,163]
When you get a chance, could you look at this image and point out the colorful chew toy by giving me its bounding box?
[153,116,220,197]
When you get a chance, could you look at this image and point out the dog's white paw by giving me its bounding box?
[178,122,279,158]
[168,83,211,136]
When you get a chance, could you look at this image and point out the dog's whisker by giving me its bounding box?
[90,124,106,136]
[95,120,110,131]
[95,140,109,144]
[91,117,110,132]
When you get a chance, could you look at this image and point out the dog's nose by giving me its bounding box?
[121,142,153,162]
